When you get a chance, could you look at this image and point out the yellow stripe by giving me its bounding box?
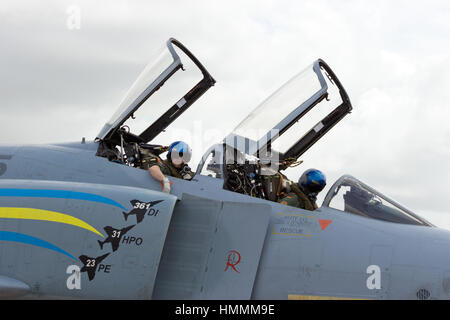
[272,231,311,237]
[0,207,104,238]
[288,294,370,300]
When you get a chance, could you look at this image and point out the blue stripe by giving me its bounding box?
[0,231,76,260]
[0,189,126,210]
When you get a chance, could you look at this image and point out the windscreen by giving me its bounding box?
[323,175,433,226]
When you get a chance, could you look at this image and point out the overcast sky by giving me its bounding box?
[1,0,450,228]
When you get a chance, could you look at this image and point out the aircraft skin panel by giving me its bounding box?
[152,194,222,299]
[251,204,450,300]
[0,179,176,299]
[152,194,270,299]
[0,144,175,193]
[4,144,450,299]
[201,200,270,299]
[0,275,30,298]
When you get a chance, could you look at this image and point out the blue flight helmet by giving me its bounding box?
[298,169,326,195]
[167,141,192,164]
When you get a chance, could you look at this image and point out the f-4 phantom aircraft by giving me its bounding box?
[0,38,448,300]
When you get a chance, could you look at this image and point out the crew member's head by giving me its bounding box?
[168,141,192,168]
[298,168,326,196]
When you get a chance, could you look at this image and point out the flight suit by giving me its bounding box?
[142,153,194,180]
[278,183,318,211]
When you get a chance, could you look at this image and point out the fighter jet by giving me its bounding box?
[0,38,447,300]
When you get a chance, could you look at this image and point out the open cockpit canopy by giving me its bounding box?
[97,38,215,146]
[224,59,352,170]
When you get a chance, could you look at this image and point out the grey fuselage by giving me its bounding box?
[0,140,449,300]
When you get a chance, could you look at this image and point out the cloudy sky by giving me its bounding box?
[1,0,450,228]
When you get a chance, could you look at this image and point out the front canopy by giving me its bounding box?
[224,59,352,170]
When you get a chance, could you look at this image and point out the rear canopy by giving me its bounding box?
[97,38,215,146]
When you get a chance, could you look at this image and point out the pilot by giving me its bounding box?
[145,141,194,193]
[278,169,326,211]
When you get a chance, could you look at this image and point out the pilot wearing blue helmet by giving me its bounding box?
[146,141,194,193]
[278,168,326,210]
